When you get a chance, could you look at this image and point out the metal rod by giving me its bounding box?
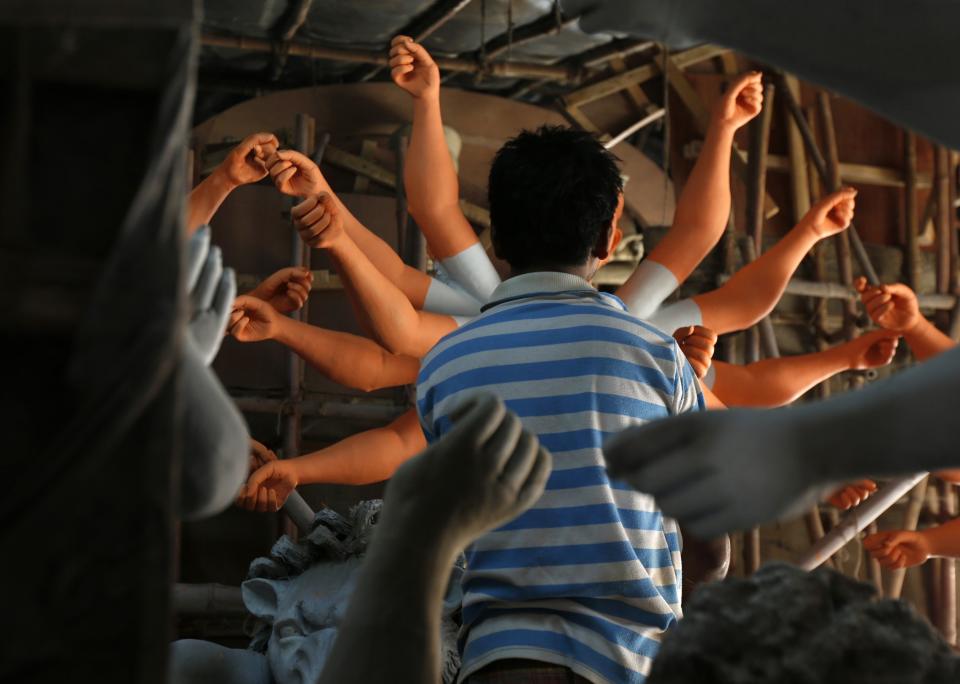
[233,395,406,421]
[797,474,927,571]
[354,0,477,82]
[282,491,316,534]
[779,78,881,285]
[713,272,957,309]
[480,10,579,61]
[603,107,665,149]
[201,34,580,85]
[887,475,930,598]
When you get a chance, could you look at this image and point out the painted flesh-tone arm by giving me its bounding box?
[390,36,477,260]
[390,36,501,303]
[318,395,550,684]
[865,517,960,569]
[571,0,960,150]
[187,170,236,236]
[291,193,458,357]
[290,408,426,486]
[711,330,899,408]
[618,73,763,316]
[604,343,960,539]
[694,188,856,334]
[186,132,278,234]
[904,319,957,362]
[237,409,427,512]
[856,278,956,362]
[274,317,419,392]
[266,149,434,307]
[228,295,419,392]
[328,231,458,357]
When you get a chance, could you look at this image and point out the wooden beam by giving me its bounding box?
[608,56,651,113]
[664,58,778,218]
[782,75,810,221]
[201,32,580,84]
[904,131,920,288]
[764,154,933,189]
[324,144,491,229]
[745,82,776,250]
[562,44,727,109]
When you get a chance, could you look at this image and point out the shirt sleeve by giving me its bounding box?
[415,368,438,444]
[672,341,706,415]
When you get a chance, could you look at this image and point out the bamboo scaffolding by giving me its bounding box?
[779,78,881,286]
[887,475,930,599]
[201,32,580,84]
[797,474,927,571]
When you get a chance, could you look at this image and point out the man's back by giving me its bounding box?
[417,273,703,684]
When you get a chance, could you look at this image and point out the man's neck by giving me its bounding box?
[509,263,596,281]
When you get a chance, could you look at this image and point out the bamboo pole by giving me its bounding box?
[740,86,776,574]
[279,114,315,541]
[798,474,927,571]
[886,475,930,599]
[816,92,859,341]
[780,80,881,285]
[935,146,953,331]
[936,481,958,644]
[904,131,920,288]
[865,521,884,596]
[201,32,580,84]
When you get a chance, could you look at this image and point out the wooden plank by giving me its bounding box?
[325,144,490,229]
[608,56,651,113]
[563,44,728,109]
[353,139,379,192]
[764,154,932,189]
[563,103,602,133]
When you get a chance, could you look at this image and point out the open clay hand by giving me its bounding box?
[228,294,281,342]
[291,193,345,249]
[714,71,763,130]
[265,149,323,197]
[844,329,900,370]
[826,479,877,510]
[219,132,279,187]
[800,187,857,238]
[186,226,236,365]
[673,325,717,379]
[389,35,440,100]
[249,266,313,314]
[383,393,552,552]
[855,277,923,333]
[863,529,932,569]
[237,458,299,512]
[604,408,825,538]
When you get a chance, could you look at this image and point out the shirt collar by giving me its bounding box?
[484,271,599,311]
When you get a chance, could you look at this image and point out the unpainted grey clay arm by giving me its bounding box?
[317,394,551,684]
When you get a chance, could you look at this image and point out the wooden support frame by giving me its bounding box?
[562,44,727,109]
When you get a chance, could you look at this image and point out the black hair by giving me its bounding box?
[488,125,623,270]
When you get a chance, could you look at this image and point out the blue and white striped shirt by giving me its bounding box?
[416,272,704,684]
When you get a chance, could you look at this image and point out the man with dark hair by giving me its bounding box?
[488,125,624,272]
[418,126,704,684]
